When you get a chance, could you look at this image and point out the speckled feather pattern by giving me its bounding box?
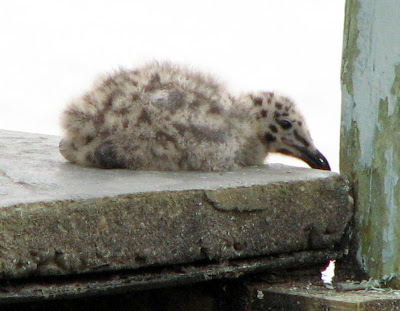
[60,61,319,171]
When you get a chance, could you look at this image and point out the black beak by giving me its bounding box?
[295,146,331,171]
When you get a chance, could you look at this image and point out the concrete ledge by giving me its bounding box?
[0,130,353,282]
[0,250,342,303]
[250,278,400,311]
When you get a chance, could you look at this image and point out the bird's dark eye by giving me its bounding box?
[278,119,292,130]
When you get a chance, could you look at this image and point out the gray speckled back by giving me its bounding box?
[60,62,253,171]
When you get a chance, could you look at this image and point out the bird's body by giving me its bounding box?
[60,61,330,171]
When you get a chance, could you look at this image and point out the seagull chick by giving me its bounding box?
[59,61,330,171]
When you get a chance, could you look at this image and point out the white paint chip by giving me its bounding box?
[321,259,336,286]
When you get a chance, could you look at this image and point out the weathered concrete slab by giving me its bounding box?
[0,130,353,280]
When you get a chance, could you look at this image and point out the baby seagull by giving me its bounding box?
[60,61,330,172]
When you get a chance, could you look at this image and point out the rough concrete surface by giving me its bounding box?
[0,130,353,280]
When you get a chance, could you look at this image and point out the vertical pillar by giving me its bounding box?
[341,0,400,284]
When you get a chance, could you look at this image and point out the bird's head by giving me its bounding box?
[248,92,330,170]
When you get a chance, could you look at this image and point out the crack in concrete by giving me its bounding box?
[0,168,35,191]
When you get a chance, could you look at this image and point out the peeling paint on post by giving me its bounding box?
[341,0,400,285]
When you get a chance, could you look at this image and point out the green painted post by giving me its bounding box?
[341,0,400,285]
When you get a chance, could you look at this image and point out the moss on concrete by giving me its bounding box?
[351,71,400,281]
[341,0,400,284]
